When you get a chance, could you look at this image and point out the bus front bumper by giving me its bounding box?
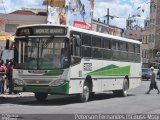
[13,82,69,94]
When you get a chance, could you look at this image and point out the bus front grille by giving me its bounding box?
[23,79,52,85]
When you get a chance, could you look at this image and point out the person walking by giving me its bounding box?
[6,60,13,94]
[157,67,160,80]
[146,67,160,94]
[0,59,7,94]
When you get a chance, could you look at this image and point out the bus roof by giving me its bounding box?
[17,24,141,44]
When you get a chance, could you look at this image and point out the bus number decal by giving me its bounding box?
[83,63,92,71]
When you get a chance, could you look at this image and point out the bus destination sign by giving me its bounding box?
[17,26,67,36]
[33,27,66,35]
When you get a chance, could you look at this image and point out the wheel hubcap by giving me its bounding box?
[82,86,89,101]
[123,80,128,95]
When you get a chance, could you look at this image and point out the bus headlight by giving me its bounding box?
[48,79,68,86]
[14,79,26,86]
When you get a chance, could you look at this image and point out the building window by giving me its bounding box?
[150,3,156,13]
[149,35,151,43]
[152,34,155,43]
[5,24,19,33]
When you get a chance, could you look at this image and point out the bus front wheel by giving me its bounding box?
[35,93,48,102]
[78,81,90,103]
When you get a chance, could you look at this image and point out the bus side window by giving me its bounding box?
[71,37,81,56]
[71,37,81,65]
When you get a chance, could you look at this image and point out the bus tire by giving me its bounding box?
[120,78,129,97]
[89,92,95,99]
[113,78,129,97]
[35,93,48,102]
[78,81,90,103]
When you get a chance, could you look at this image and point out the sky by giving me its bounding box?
[0,0,150,28]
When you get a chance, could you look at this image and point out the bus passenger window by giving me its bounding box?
[71,37,81,57]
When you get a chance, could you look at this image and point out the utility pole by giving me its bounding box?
[90,0,94,30]
[107,8,109,25]
[104,8,110,25]
[46,0,49,23]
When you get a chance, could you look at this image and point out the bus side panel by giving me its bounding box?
[101,78,123,91]
[69,62,84,94]
[69,59,103,94]
[92,78,102,92]
[129,63,141,88]
[69,79,84,94]
[129,78,141,89]
[101,61,141,91]
[101,60,123,91]
[88,59,103,92]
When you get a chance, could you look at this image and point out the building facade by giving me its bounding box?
[92,19,124,37]
[0,10,46,52]
[148,0,160,68]
[0,11,46,35]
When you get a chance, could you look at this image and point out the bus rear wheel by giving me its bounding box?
[35,93,48,102]
[113,78,129,97]
[78,81,90,103]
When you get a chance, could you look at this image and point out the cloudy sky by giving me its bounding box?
[94,0,150,28]
[0,0,149,28]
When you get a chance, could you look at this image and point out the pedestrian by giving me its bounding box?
[146,67,160,94]
[0,59,7,94]
[6,60,13,94]
[157,67,160,79]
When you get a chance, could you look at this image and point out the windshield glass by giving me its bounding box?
[14,37,69,69]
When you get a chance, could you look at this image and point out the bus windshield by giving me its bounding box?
[14,37,69,69]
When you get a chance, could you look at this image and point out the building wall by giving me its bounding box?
[0,13,46,35]
[149,0,160,64]
[92,19,124,37]
[124,27,142,41]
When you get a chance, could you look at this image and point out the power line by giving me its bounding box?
[1,0,8,21]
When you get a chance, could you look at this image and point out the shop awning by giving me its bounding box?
[0,30,14,41]
[0,35,14,41]
[0,35,9,40]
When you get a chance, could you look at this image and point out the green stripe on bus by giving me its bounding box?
[89,64,118,74]
[88,65,130,76]
[44,70,64,76]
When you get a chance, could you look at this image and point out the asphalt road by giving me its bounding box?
[0,81,160,120]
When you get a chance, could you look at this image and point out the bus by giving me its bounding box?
[13,24,141,102]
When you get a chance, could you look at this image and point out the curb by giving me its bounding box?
[0,92,34,98]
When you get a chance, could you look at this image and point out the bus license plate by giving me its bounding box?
[14,87,23,91]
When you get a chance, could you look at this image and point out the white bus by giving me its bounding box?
[13,24,141,102]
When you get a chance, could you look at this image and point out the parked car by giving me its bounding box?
[142,68,151,80]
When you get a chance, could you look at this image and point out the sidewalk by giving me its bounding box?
[0,92,34,98]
